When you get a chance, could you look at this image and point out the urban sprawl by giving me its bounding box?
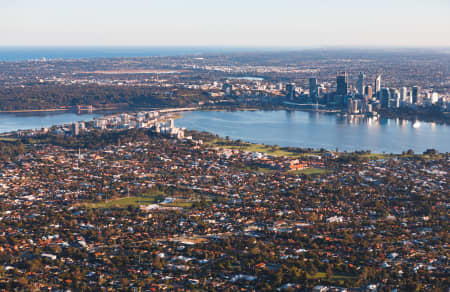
[0,114,448,291]
[0,50,448,291]
[0,51,448,123]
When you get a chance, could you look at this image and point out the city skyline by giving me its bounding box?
[1,0,449,47]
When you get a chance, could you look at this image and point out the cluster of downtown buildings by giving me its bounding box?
[284,73,447,115]
[12,110,187,140]
[91,110,186,139]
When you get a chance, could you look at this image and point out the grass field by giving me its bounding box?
[207,139,316,158]
[166,201,193,208]
[86,192,162,208]
[207,138,445,162]
[243,166,329,176]
[86,192,199,209]
[360,153,389,159]
[290,167,329,175]
[87,196,150,208]
[308,272,358,281]
[0,137,18,142]
[361,153,443,160]
[242,166,276,174]
[308,272,327,279]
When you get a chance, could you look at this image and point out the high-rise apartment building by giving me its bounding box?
[412,86,420,104]
[286,83,296,100]
[357,72,365,96]
[364,85,373,99]
[336,73,347,96]
[380,88,391,108]
[72,122,79,136]
[400,87,408,103]
[375,75,382,94]
[309,78,318,99]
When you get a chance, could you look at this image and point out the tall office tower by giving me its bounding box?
[389,88,396,99]
[375,75,382,94]
[336,72,347,96]
[317,85,326,96]
[393,89,401,108]
[430,92,439,104]
[380,88,391,108]
[120,113,130,124]
[72,122,79,136]
[364,85,373,99]
[309,78,318,99]
[357,72,365,96]
[348,98,359,114]
[286,83,296,100]
[412,86,420,104]
[79,122,85,131]
[408,93,413,104]
[400,87,408,103]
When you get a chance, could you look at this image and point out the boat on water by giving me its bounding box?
[412,121,421,128]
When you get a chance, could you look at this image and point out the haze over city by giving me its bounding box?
[1,0,449,47]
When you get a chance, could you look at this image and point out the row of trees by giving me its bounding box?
[0,141,26,161]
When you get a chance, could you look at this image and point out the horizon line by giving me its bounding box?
[0,45,449,50]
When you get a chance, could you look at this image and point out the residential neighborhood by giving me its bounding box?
[0,127,447,291]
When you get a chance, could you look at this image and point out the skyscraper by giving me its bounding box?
[286,83,296,100]
[309,77,317,99]
[380,88,391,108]
[412,86,420,104]
[400,87,408,103]
[364,85,373,99]
[72,122,80,136]
[347,98,359,114]
[357,72,365,96]
[336,72,347,96]
[393,89,400,108]
[375,75,382,94]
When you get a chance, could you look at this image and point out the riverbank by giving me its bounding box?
[0,105,130,114]
[198,133,447,160]
[205,104,449,124]
[176,110,449,154]
[1,102,448,125]
[0,108,70,113]
[378,109,450,125]
[1,107,448,154]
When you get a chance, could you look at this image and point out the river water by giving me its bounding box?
[175,110,450,154]
[0,111,101,134]
[1,110,448,153]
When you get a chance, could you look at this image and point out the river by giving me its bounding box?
[0,111,101,134]
[175,110,450,154]
[1,110,448,153]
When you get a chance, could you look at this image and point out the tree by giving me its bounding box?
[153,255,163,269]
[326,265,334,280]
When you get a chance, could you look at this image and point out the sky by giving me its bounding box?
[0,0,449,47]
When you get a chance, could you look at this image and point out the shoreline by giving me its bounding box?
[1,107,448,154]
[0,105,447,125]
[201,106,449,125]
[0,106,128,114]
[0,108,70,113]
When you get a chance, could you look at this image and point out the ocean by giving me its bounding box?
[0,46,265,61]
